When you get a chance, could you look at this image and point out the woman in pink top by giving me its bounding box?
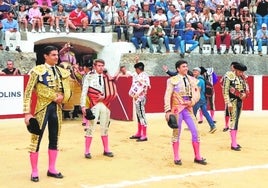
[28,1,42,33]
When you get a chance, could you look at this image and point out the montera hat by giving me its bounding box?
[26,118,42,135]
[199,66,207,75]
[233,63,247,71]
[167,114,178,129]
[134,62,145,70]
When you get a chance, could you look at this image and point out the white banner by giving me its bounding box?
[0,76,24,115]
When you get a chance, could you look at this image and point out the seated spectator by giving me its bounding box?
[37,0,52,7]
[113,9,129,41]
[199,7,213,33]
[61,0,76,12]
[0,0,11,20]
[17,4,29,32]
[185,6,199,27]
[74,0,89,9]
[115,0,128,15]
[40,1,55,32]
[226,6,240,31]
[240,6,253,27]
[127,0,142,10]
[183,22,199,55]
[129,16,149,53]
[243,22,254,54]
[85,0,102,22]
[230,24,246,54]
[90,7,105,33]
[212,6,225,32]
[18,0,33,10]
[215,21,231,54]
[195,22,215,54]
[1,11,22,52]
[255,23,268,56]
[54,3,70,33]
[127,5,139,24]
[104,0,116,25]
[155,0,169,13]
[28,1,42,33]
[0,60,21,75]
[68,4,89,32]
[153,7,168,28]
[163,19,184,54]
[51,0,61,11]
[147,19,165,53]
[140,2,153,25]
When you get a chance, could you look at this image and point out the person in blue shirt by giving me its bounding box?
[1,11,22,52]
[129,16,150,53]
[182,22,198,55]
[255,23,268,56]
[192,67,217,134]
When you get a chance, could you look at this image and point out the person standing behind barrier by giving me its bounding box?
[24,45,71,182]
[222,62,248,151]
[0,59,21,75]
[164,60,207,165]
[81,59,117,159]
[129,62,150,142]
[192,67,217,133]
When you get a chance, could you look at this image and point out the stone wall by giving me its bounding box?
[1,51,267,76]
[120,53,268,76]
[0,52,36,74]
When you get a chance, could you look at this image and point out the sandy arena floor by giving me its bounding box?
[0,111,268,188]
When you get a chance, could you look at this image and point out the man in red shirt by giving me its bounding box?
[68,4,88,32]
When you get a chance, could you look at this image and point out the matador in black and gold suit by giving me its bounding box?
[24,46,71,182]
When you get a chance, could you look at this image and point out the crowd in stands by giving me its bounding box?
[1,0,268,55]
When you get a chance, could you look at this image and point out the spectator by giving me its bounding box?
[226,6,240,31]
[127,0,142,10]
[0,19,3,50]
[18,0,33,10]
[17,4,29,32]
[243,22,254,54]
[147,19,165,53]
[255,0,268,31]
[143,0,156,14]
[155,0,169,13]
[28,1,42,33]
[127,4,139,24]
[240,6,253,27]
[129,16,150,53]
[90,7,105,33]
[140,2,153,25]
[0,0,11,20]
[51,0,61,11]
[60,0,76,12]
[68,4,89,32]
[215,21,231,54]
[230,24,246,54]
[0,60,21,75]
[255,23,268,56]
[163,19,184,54]
[113,9,129,41]
[40,1,56,32]
[199,7,214,33]
[104,0,116,25]
[153,7,168,28]
[212,6,225,32]
[54,3,70,33]
[85,0,102,22]
[2,11,22,52]
[196,22,215,54]
[183,22,199,55]
[186,6,199,26]
[114,64,132,80]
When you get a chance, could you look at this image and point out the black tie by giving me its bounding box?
[99,75,102,86]
[183,77,187,87]
[51,67,56,77]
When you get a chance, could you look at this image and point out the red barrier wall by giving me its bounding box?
[110,76,255,120]
[262,76,268,110]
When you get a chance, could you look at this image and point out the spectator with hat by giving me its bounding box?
[147,19,166,53]
[222,62,248,151]
[90,7,105,33]
[153,6,168,27]
[255,22,268,56]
